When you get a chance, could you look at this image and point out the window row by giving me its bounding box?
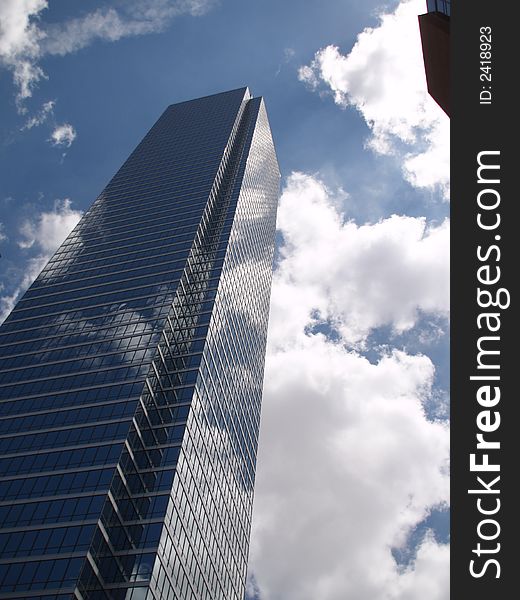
[1,351,151,386]
[13,278,180,318]
[0,314,164,351]
[4,294,173,331]
[0,494,105,528]
[0,363,149,402]
[22,263,186,306]
[0,381,142,418]
[0,467,115,500]
[0,419,131,454]
[0,524,95,559]
[0,442,123,477]
[0,333,156,369]
[0,556,83,593]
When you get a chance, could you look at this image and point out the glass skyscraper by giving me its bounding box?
[0,88,279,600]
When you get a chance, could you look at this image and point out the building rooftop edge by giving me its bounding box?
[167,87,252,109]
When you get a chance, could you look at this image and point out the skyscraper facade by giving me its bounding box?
[0,88,280,600]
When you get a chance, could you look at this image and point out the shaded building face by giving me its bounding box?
[419,0,450,116]
[0,88,280,600]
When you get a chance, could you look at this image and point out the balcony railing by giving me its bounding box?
[426,0,451,16]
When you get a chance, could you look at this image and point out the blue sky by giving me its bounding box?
[0,1,449,598]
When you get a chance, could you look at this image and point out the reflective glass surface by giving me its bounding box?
[0,88,279,600]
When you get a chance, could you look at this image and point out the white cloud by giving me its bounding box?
[390,532,450,600]
[247,170,449,599]
[270,172,449,348]
[41,1,216,56]
[0,0,48,109]
[275,47,296,77]
[41,7,158,57]
[19,198,82,252]
[0,1,215,108]
[20,100,76,150]
[298,0,449,198]
[0,0,45,59]
[250,336,449,600]
[0,254,49,324]
[49,123,76,147]
[22,98,55,129]
[1,199,82,324]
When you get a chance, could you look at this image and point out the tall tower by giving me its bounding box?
[0,88,280,600]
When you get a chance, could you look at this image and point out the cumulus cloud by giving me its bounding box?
[270,172,449,348]
[0,199,83,323]
[0,0,215,108]
[49,123,76,147]
[18,198,82,251]
[391,532,450,600]
[249,335,449,600]
[246,171,449,600]
[298,0,449,198]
